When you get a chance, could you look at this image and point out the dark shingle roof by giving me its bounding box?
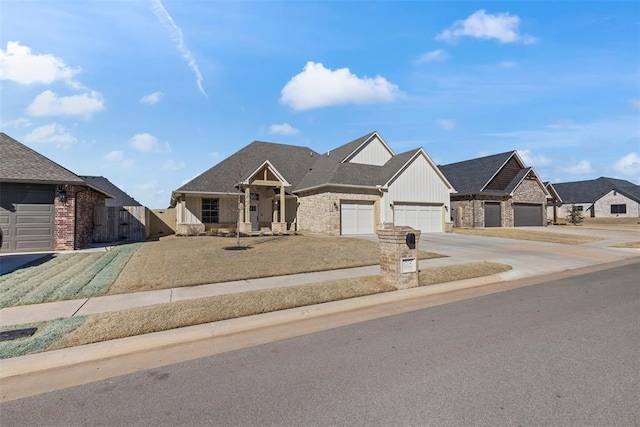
[294,132,395,191]
[439,151,515,194]
[176,141,320,194]
[0,132,86,184]
[80,176,142,207]
[504,167,531,194]
[553,177,639,203]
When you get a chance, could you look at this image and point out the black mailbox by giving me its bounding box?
[406,232,416,249]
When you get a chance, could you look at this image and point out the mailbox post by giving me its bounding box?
[377,226,421,289]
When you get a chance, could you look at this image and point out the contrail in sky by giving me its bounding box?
[151,0,208,98]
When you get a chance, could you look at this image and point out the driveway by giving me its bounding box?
[355,226,639,281]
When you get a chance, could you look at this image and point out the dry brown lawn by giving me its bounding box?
[611,241,640,248]
[452,228,603,245]
[58,261,510,350]
[110,235,444,294]
[555,217,640,232]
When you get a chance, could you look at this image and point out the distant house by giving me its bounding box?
[440,151,551,228]
[80,176,149,242]
[171,131,454,235]
[0,133,112,253]
[550,177,640,219]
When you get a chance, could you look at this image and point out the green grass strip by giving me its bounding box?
[0,317,86,359]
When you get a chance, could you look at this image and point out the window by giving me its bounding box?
[575,206,583,212]
[611,204,626,214]
[202,198,219,223]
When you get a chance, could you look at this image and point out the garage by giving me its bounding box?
[0,185,55,253]
[341,202,374,235]
[514,203,543,226]
[393,203,443,233]
[484,202,501,227]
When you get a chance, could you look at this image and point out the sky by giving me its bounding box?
[1,1,639,208]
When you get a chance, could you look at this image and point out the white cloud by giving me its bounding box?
[151,0,207,98]
[140,91,164,105]
[26,90,105,118]
[612,152,640,181]
[499,60,517,68]
[104,150,135,169]
[547,119,576,129]
[211,152,219,159]
[131,133,166,152]
[630,99,640,110]
[436,10,537,44]
[0,41,81,87]
[280,62,401,110]
[415,49,449,64]
[564,160,594,175]
[136,180,164,196]
[164,159,185,170]
[518,149,552,167]
[105,150,124,161]
[23,123,77,148]
[436,119,455,131]
[2,117,31,128]
[269,123,300,135]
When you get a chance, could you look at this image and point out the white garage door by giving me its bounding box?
[393,204,443,233]
[341,202,374,235]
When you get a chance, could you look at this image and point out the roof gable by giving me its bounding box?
[383,148,454,190]
[0,133,86,185]
[341,131,394,166]
[439,151,517,194]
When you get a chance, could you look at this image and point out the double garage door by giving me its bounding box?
[393,204,443,233]
[0,185,55,253]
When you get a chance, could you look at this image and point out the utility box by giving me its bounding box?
[378,226,421,290]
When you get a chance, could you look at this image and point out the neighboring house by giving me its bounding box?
[439,151,551,228]
[171,131,454,235]
[80,175,149,242]
[551,177,640,218]
[0,133,112,253]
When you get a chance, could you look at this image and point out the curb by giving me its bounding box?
[0,274,503,379]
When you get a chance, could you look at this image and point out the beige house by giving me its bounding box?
[170,131,454,235]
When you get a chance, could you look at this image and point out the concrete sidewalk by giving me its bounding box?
[2,226,638,328]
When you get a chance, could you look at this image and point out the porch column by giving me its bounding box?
[280,185,285,223]
[244,187,250,222]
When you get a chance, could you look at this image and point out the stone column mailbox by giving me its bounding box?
[378,226,421,289]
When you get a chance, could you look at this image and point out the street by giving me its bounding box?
[2,262,639,426]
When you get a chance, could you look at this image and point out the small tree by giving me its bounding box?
[566,204,584,225]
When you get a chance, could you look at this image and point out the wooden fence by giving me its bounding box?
[92,206,147,243]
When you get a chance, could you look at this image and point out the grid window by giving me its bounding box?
[610,204,626,214]
[202,198,219,223]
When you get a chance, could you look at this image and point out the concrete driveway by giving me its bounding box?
[355,225,639,281]
[0,253,51,276]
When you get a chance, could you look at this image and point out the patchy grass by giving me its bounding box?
[611,241,640,249]
[1,261,509,358]
[419,262,511,286]
[0,244,141,308]
[110,235,443,294]
[555,217,640,232]
[453,228,603,245]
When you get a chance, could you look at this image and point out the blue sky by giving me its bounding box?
[1,1,639,208]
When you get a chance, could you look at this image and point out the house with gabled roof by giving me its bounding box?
[171,131,454,235]
[0,133,112,253]
[551,177,640,218]
[439,151,551,228]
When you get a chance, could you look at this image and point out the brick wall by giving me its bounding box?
[297,187,381,235]
[54,185,105,250]
[593,190,640,217]
[512,178,548,225]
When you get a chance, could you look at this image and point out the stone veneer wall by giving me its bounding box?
[54,185,105,250]
[296,187,381,235]
[451,196,510,228]
[512,178,548,225]
[593,191,640,217]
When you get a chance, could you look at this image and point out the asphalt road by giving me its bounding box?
[3,262,639,426]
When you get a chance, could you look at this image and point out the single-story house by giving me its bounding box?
[171,131,454,235]
[80,175,149,242]
[0,133,112,253]
[544,181,564,223]
[550,177,640,218]
[439,151,551,227]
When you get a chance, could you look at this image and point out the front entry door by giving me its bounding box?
[250,203,259,231]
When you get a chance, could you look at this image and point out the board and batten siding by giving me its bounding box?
[346,136,393,166]
[383,155,452,225]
